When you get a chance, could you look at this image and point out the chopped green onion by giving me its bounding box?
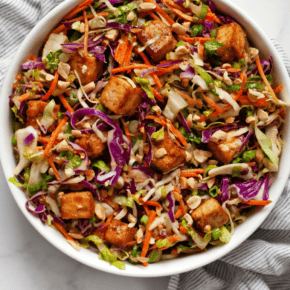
[11,136,17,146]
[219,226,231,244]
[140,214,149,225]
[209,185,219,197]
[212,227,222,240]
[92,160,110,172]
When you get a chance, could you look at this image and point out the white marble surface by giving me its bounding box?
[0,0,290,289]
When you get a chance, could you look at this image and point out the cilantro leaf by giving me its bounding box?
[204,40,225,57]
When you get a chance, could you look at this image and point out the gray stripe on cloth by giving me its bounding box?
[0,2,290,289]
[0,0,64,87]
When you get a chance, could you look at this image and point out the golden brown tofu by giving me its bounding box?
[145,132,186,173]
[100,76,143,116]
[207,130,243,164]
[60,191,95,219]
[75,133,107,159]
[70,55,103,85]
[105,219,137,247]
[137,20,177,62]
[26,100,60,132]
[191,198,228,232]
[216,23,247,62]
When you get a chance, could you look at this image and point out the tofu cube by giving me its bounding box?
[207,130,243,164]
[70,55,104,85]
[100,76,143,116]
[75,133,107,159]
[191,198,228,232]
[216,23,247,62]
[105,219,137,247]
[60,191,95,219]
[137,20,177,62]
[145,132,186,173]
[26,100,60,132]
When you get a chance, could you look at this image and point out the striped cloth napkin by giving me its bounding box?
[1,2,290,290]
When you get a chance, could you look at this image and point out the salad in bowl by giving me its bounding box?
[8,0,287,269]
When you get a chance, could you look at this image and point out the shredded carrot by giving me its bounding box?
[144,0,175,25]
[279,107,286,117]
[43,117,68,159]
[38,136,60,145]
[124,36,135,72]
[174,187,181,193]
[239,95,269,107]
[164,0,188,13]
[63,5,88,20]
[139,197,161,207]
[18,93,30,102]
[114,33,129,66]
[83,10,89,57]
[179,225,188,234]
[99,214,114,239]
[54,222,79,245]
[147,11,160,21]
[152,88,164,102]
[171,8,196,22]
[64,12,108,24]
[248,142,259,150]
[111,64,155,74]
[41,71,59,101]
[154,63,182,76]
[58,94,74,114]
[180,169,205,177]
[184,37,213,44]
[48,157,62,181]
[139,126,147,143]
[62,0,97,20]
[273,84,283,93]
[16,73,22,81]
[141,210,156,266]
[126,241,137,246]
[227,67,241,73]
[167,236,183,244]
[245,162,256,167]
[103,214,114,229]
[174,207,182,219]
[79,0,95,8]
[179,92,203,107]
[121,118,131,143]
[143,204,151,216]
[198,43,204,57]
[30,55,36,61]
[236,73,247,99]
[134,48,163,90]
[51,24,66,35]
[256,56,279,104]
[241,200,272,206]
[178,198,187,215]
[201,92,220,112]
[145,115,188,146]
[205,10,223,24]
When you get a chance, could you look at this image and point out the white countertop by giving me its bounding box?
[1,0,289,289]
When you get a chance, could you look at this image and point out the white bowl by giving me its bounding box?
[1,0,290,278]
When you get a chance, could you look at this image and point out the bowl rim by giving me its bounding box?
[1,0,290,278]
